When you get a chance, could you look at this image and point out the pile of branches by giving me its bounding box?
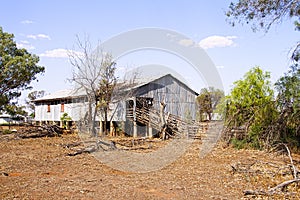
[17,124,64,139]
[65,137,163,156]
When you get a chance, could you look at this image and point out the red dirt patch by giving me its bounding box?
[0,134,299,199]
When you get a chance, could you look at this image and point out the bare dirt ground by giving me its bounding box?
[0,132,299,200]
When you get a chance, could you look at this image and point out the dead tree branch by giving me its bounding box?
[283,144,299,179]
[268,178,300,194]
[244,179,300,195]
[243,144,300,196]
[67,140,117,156]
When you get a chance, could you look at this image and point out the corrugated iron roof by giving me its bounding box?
[34,72,197,102]
[33,89,86,102]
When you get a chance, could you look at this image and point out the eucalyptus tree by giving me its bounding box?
[274,64,300,139]
[0,27,45,114]
[197,87,224,121]
[226,0,300,61]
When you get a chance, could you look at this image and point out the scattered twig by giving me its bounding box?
[63,141,83,148]
[244,179,300,195]
[243,190,267,195]
[242,144,300,196]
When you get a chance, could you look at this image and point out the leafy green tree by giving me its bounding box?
[226,0,299,31]
[197,87,224,121]
[5,104,28,117]
[226,1,300,150]
[0,27,45,114]
[226,0,300,61]
[224,66,276,149]
[274,64,300,143]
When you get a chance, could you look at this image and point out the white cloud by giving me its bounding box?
[178,39,195,47]
[16,41,35,50]
[20,40,30,44]
[27,34,51,40]
[21,20,34,24]
[199,35,237,49]
[216,65,225,69]
[166,33,176,39]
[39,48,82,58]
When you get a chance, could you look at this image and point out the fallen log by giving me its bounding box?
[17,124,64,138]
[68,145,99,156]
[67,140,117,156]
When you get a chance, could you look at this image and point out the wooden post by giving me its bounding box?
[133,97,137,138]
[120,121,125,137]
[99,121,103,136]
[133,121,137,138]
[160,102,167,140]
[148,122,153,138]
[66,121,69,130]
[110,121,115,137]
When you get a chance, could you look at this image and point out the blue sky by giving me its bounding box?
[1,0,298,104]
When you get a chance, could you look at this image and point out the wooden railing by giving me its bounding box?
[126,106,206,138]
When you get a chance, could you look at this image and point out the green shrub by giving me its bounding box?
[231,137,248,149]
[2,129,12,135]
[60,113,72,129]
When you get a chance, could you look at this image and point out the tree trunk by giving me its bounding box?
[91,102,98,136]
[160,102,167,140]
[208,112,212,121]
[104,107,108,135]
[87,100,93,135]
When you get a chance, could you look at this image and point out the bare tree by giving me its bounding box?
[68,36,114,136]
[26,90,45,117]
[68,35,138,136]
